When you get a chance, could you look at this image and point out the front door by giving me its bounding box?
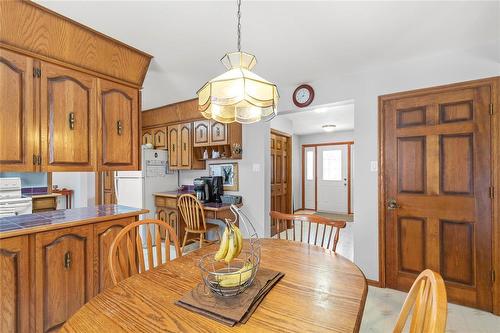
[317,144,348,213]
[383,85,493,311]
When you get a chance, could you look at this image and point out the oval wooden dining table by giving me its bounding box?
[61,239,368,333]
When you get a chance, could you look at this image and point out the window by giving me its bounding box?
[306,150,314,180]
[322,150,342,181]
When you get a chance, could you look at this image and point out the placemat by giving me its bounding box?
[176,267,284,326]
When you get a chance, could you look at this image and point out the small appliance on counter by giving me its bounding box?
[201,176,224,203]
[0,178,33,217]
[193,178,210,203]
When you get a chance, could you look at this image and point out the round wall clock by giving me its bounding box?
[293,84,314,108]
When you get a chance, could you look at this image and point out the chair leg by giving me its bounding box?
[181,232,188,253]
[199,233,204,248]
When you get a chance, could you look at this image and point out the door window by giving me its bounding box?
[306,150,314,180]
[322,150,342,181]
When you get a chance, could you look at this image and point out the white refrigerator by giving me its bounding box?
[115,148,178,246]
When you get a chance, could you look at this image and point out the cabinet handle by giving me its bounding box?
[64,251,72,269]
[117,120,123,135]
[172,144,175,152]
[216,127,221,136]
[183,142,186,150]
[68,112,75,130]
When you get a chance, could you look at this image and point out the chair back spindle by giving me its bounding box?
[393,269,447,333]
[178,194,207,232]
[269,211,346,252]
[109,219,181,285]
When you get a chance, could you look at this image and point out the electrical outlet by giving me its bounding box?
[370,161,378,172]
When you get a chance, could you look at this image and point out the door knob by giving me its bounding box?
[387,199,400,209]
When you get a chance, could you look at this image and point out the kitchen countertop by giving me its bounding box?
[153,189,194,198]
[0,205,148,239]
[153,191,241,212]
[23,192,61,199]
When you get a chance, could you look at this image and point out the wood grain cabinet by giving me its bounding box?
[153,127,167,149]
[0,49,35,172]
[167,125,179,168]
[210,121,227,144]
[35,225,94,333]
[193,120,210,147]
[168,123,204,170]
[0,236,30,333]
[40,62,96,171]
[98,80,139,170]
[142,129,153,145]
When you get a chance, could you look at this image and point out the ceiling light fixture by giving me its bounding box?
[322,124,336,132]
[197,0,279,124]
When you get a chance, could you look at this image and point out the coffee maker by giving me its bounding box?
[193,178,210,203]
[201,176,224,203]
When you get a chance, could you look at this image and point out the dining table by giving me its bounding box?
[60,238,368,332]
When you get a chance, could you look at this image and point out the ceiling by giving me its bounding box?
[37,1,499,112]
[277,101,354,135]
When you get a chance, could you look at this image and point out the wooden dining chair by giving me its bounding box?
[108,219,181,285]
[269,211,346,252]
[393,269,447,333]
[177,194,221,251]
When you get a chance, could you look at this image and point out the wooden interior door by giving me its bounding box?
[99,80,138,170]
[271,131,291,236]
[40,62,96,171]
[0,49,35,172]
[383,85,493,311]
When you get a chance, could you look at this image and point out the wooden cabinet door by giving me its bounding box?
[0,236,30,333]
[0,49,35,172]
[35,225,93,333]
[99,79,139,170]
[167,209,179,238]
[383,85,493,311]
[167,125,179,168]
[178,123,192,169]
[40,62,96,171]
[142,129,153,145]
[153,127,167,149]
[210,120,227,145]
[193,120,209,147]
[93,217,134,294]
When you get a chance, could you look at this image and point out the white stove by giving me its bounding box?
[0,178,32,217]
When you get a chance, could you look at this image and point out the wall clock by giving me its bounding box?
[293,84,314,108]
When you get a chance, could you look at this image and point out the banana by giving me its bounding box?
[224,229,237,263]
[218,262,254,287]
[214,227,230,261]
[234,225,243,257]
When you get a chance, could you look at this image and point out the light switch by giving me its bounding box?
[370,161,378,172]
[252,163,261,172]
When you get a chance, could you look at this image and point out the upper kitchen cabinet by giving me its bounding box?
[40,62,96,171]
[0,0,152,172]
[98,80,139,171]
[0,49,35,172]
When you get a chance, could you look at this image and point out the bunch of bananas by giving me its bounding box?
[218,262,254,288]
[214,220,244,263]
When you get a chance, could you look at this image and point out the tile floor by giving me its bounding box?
[361,286,500,333]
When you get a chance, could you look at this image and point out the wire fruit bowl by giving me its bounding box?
[198,205,261,297]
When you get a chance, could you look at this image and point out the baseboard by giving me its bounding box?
[367,279,382,287]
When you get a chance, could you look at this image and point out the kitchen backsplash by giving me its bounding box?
[0,172,48,188]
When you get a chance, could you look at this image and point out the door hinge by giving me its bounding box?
[489,186,495,199]
[489,103,494,115]
[37,155,41,165]
[33,67,41,78]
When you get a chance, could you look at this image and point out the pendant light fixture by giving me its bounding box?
[197,0,279,124]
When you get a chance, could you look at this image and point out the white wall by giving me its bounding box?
[52,172,95,208]
[179,122,271,237]
[270,116,294,135]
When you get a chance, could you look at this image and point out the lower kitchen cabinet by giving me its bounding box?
[0,215,139,332]
[0,236,30,333]
[35,225,94,333]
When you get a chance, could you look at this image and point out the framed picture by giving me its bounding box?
[209,162,239,191]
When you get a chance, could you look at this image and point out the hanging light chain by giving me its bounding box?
[237,0,242,52]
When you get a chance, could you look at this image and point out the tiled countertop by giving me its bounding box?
[23,193,61,199]
[0,205,148,239]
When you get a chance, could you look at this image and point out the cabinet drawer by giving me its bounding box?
[205,211,215,219]
[155,196,178,209]
[32,197,57,211]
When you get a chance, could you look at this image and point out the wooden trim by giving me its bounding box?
[270,128,292,138]
[367,279,381,287]
[270,129,293,214]
[142,98,198,113]
[47,173,52,194]
[301,141,354,214]
[378,76,500,313]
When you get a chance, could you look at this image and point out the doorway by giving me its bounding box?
[302,141,353,214]
[379,77,499,313]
